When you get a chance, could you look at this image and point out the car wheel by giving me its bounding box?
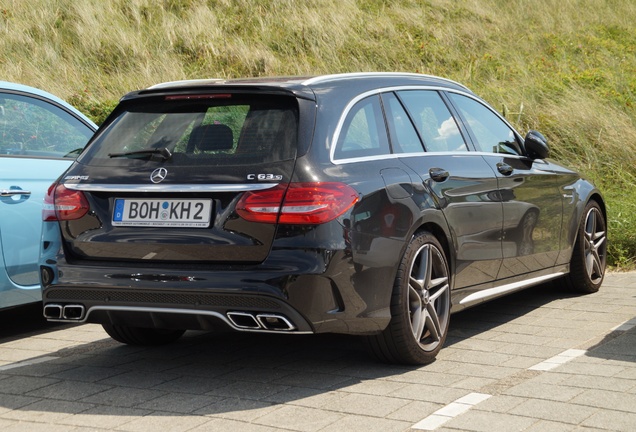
[102,323,185,346]
[367,231,451,365]
[565,201,607,293]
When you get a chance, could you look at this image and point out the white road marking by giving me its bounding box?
[528,349,586,371]
[412,392,492,430]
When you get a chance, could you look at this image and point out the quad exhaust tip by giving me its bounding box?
[43,304,85,321]
[227,311,296,331]
[43,304,63,320]
[44,306,293,330]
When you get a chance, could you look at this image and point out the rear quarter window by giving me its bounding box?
[333,95,390,160]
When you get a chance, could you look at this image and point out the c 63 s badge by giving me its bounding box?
[247,173,283,181]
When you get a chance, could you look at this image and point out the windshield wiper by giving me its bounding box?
[108,147,173,160]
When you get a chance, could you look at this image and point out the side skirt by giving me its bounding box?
[451,267,568,312]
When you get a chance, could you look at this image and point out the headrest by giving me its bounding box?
[189,124,233,152]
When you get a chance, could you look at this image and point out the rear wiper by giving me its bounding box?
[108,147,172,160]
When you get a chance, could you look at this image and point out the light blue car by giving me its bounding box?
[0,81,97,310]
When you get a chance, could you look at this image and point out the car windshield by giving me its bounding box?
[79,93,298,166]
[0,93,93,159]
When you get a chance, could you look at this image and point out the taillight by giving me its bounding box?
[42,184,89,221]
[236,182,359,224]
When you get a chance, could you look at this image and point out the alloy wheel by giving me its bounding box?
[583,206,606,284]
[408,243,450,351]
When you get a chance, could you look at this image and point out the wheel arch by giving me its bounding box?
[570,190,607,250]
[588,192,606,220]
[412,220,455,290]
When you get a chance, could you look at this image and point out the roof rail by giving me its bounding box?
[147,78,225,90]
[301,72,469,91]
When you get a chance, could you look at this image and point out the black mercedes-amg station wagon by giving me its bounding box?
[40,73,606,364]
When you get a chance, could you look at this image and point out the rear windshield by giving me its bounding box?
[79,93,298,166]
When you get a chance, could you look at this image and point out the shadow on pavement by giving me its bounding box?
[0,279,621,420]
[585,320,636,363]
[0,302,71,342]
[448,281,636,364]
[0,329,420,419]
[446,280,580,345]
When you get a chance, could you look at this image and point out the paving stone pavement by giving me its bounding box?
[0,271,634,432]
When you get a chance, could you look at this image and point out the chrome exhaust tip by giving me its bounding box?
[62,305,85,320]
[227,312,261,329]
[256,314,296,331]
[227,312,296,331]
[43,304,63,320]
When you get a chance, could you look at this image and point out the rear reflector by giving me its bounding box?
[43,184,90,221]
[236,182,359,224]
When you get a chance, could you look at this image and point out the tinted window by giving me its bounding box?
[80,94,298,166]
[382,92,424,154]
[334,95,390,159]
[447,93,521,155]
[397,90,467,152]
[0,93,93,159]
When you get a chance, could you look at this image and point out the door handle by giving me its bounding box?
[429,168,449,182]
[0,189,31,197]
[497,163,514,176]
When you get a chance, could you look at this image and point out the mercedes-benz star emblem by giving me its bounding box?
[150,167,168,184]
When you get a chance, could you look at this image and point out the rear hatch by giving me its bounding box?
[54,90,304,264]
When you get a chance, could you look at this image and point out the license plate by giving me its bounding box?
[112,198,212,227]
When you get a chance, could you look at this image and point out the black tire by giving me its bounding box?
[565,201,607,293]
[366,231,451,365]
[102,323,185,346]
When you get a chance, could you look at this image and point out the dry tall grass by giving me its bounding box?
[1,0,635,266]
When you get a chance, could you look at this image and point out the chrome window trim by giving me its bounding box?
[400,151,474,158]
[332,151,540,166]
[468,151,546,162]
[331,150,481,165]
[330,86,525,165]
[63,183,278,193]
[333,153,401,165]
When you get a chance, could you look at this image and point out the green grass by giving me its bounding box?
[2,0,635,268]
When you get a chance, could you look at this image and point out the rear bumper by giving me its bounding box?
[40,245,396,335]
[42,287,313,333]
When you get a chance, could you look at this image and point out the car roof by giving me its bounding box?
[0,80,97,129]
[132,72,474,101]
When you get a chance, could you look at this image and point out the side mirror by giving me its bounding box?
[524,130,549,160]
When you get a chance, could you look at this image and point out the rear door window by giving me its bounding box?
[380,92,424,154]
[396,90,468,153]
[80,94,298,166]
